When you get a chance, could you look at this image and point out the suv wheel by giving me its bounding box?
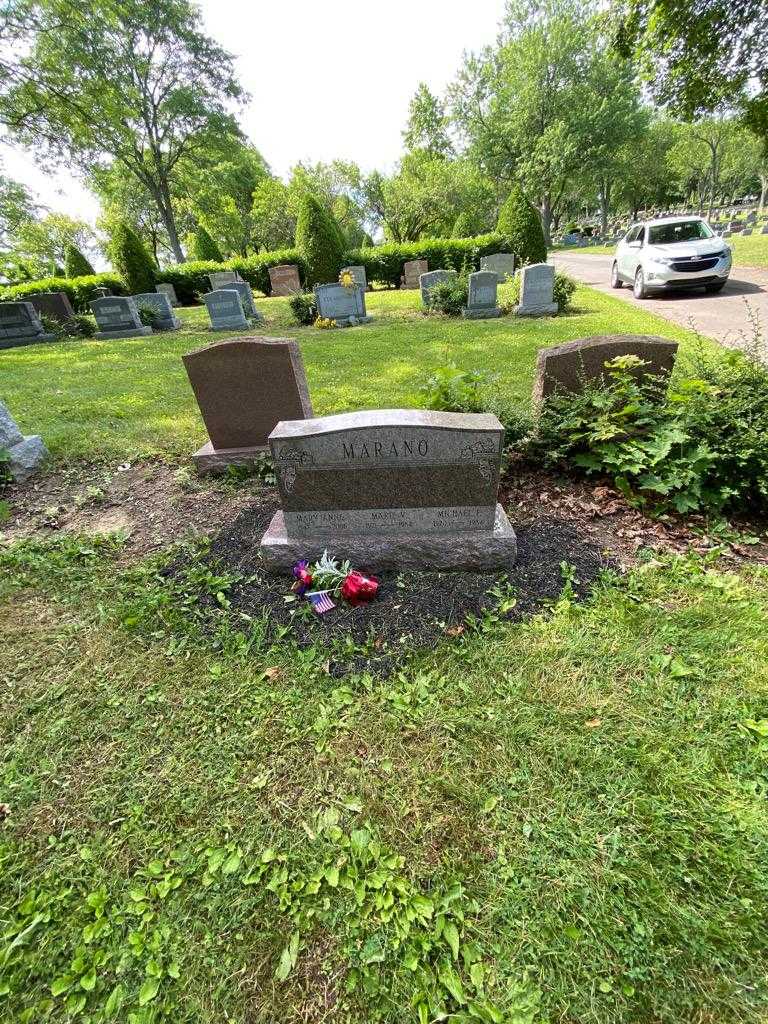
[705,280,726,294]
[633,267,647,299]
[611,262,623,288]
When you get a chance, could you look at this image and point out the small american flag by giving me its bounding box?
[306,590,336,614]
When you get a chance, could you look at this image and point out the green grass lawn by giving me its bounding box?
[553,231,768,268]
[1,285,702,462]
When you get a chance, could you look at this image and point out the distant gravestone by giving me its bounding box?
[0,301,57,349]
[314,283,371,326]
[259,409,516,571]
[269,264,301,296]
[341,265,367,290]
[741,228,753,236]
[209,271,241,290]
[419,269,456,307]
[562,233,583,246]
[202,289,249,331]
[156,283,180,307]
[533,334,679,405]
[28,291,76,324]
[183,337,313,473]
[746,211,757,222]
[0,399,48,482]
[480,253,515,280]
[722,229,733,238]
[401,259,428,289]
[226,280,263,321]
[463,271,501,319]
[133,292,181,331]
[514,263,558,317]
[762,225,768,235]
[91,296,152,339]
[93,286,110,298]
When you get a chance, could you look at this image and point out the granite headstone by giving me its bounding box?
[91,296,152,339]
[341,265,367,290]
[183,337,313,473]
[260,409,517,571]
[514,263,558,316]
[419,269,456,308]
[156,283,181,307]
[226,280,263,321]
[402,259,428,289]
[533,334,679,405]
[209,271,241,290]
[462,271,501,319]
[0,301,57,349]
[314,283,371,327]
[28,291,76,324]
[269,264,301,296]
[0,399,48,482]
[480,253,515,280]
[133,292,181,330]
[202,289,249,331]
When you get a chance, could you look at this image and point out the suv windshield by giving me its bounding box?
[648,220,714,245]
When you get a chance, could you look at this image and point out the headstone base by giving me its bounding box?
[94,326,153,339]
[259,503,517,572]
[319,315,372,329]
[0,333,57,350]
[514,303,558,317]
[7,434,48,483]
[192,440,269,474]
[461,307,502,320]
[153,316,182,331]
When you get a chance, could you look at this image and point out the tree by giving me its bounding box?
[13,212,95,277]
[251,178,297,251]
[294,195,344,286]
[451,212,474,238]
[403,83,454,158]
[667,117,748,215]
[0,171,38,251]
[0,0,247,263]
[612,119,682,219]
[497,186,547,265]
[189,224,223,262]
[107,221,156,293]
[91,160,177,266]
[64,243,95,277]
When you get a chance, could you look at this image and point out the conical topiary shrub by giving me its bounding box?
[451,212,474,238]
[294,195,345,286]
[64,244,95,278]
[191,225,223,263]
[107,222,156,294]
[496,187,547,266]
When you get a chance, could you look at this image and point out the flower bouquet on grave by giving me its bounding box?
[338,269,356,289]
[292,550,379,614]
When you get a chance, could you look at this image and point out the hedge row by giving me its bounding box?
[154,249,308,303]
[0,273,126,313]
[346,234,509,287]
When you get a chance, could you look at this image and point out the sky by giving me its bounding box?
[0,0,503,225]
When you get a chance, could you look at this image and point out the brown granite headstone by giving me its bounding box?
[28,291,76,323]
[401,259,428,289]
[259,409,517,571]
[268,264,301,296]
[533,334,678,405]
[182,336,313,473]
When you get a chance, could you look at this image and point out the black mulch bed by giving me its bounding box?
[181,492,616,676]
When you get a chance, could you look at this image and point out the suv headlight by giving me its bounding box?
[649,255,674,266]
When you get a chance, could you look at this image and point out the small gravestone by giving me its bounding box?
[722,229,733,238]
[0,400,48,482]
[209,270,241,290]
[746,211,757,222]
[269,264,301,296]
[419,269,456,307]
[463,271,501,319]
[28,291,76,324]
[741,228,753,236]
[533,334,678,405]
[91,296,152,339]
[93,286,110,298]
[183,337,313,473]
[762,225,768,235]
[401,259,428,289]
[514,263,558,317]
[0,301,57,349]
[133,292,181,331]
[226,280,263,321]
[341,265,367,290]
[480,253,515,280]
[314,283,371,327]
[562,232,583,246]
[260,409,516,571]
[156,283,180,307]
[202,289,249,331]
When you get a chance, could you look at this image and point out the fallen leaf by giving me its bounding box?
[0,804,9,823]
[263,667,281,681]
[584,718,602,728]
[446,624,465,637]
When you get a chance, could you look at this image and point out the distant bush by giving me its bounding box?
[64,244,95,278]
[136,304,161,328]
[451,212,474,238]
[107,222,156,294]
[346,234,506,289]
[190,225,223,262]
[155,249,307,303]
[504,269,576,313]
[289,291,317,326]
[0,274,126,312]
[497,187,547,266]
[426,277,468,317]
[39,312,97,338]
[295,195,345,286]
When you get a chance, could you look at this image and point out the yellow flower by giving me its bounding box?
[339,270,355,289]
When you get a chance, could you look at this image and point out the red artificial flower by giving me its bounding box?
[340,570,379,606]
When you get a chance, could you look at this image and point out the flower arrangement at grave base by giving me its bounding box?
[338,269,356,289]
[291,550,379,614]
[314,316,338,329]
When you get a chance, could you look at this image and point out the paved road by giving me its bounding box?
[551,251,768,352]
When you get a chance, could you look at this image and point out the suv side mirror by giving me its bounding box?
[628,240,642,249]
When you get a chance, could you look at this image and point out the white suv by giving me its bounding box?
[611,216,731,298]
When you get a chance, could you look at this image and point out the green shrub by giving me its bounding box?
[295,195,345,286]
[136,304,160,329]
[419,364,492,411]
[426,277,468,317]
[190,225,223,262]
[289,291,317,326]
[0,274,126,313]
[497,187,547,266]
[451,212,474,238]
[64,244,95,278]
[504,269,576,313]
[39,312,97,338]
[155,249,307,303]
[107,222,156,294]
[346,234,506,289]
